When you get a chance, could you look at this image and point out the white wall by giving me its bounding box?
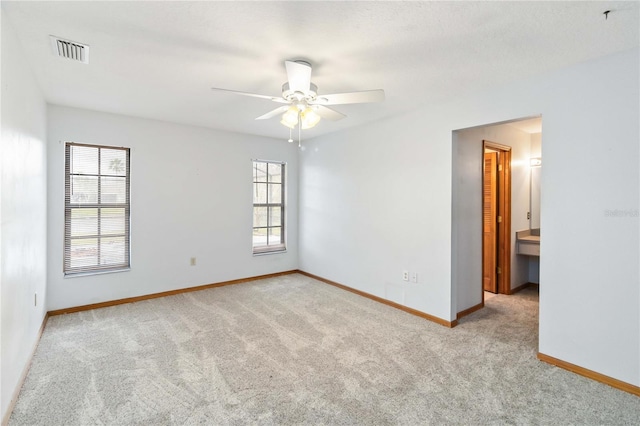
[453,124,531,313]
[530,132,542,158]
[528,132,541,283]
[299,116,454,320]
[0,12,48,420]
[299,48,639,386]
[47,106,298,310]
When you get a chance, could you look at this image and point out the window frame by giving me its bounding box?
[252,160,286,255]
[64,142,131,276]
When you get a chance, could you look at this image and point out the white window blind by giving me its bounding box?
[253,160,285,254]
[64,142,130,275]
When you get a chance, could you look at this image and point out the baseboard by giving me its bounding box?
[2,313,49,426]
[297,270,457,328]
[48,270,298,316]
[456,302,484,320]
[510,281,539,294]
[537,352,640,397]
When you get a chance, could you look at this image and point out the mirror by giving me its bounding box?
[530,160,541,229]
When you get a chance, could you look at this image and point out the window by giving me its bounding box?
[64,142,130,275]
[252,160,285,254]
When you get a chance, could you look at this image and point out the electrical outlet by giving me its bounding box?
[190,257,196,266]
[402,270,409,281]
[411,272,418,283]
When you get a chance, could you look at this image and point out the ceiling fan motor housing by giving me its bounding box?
[282,82,318,102]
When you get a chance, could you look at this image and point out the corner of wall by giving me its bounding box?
[1,10,48,421]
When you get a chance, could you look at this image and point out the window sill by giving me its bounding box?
[253,249,287,256]
[64,267,131,278]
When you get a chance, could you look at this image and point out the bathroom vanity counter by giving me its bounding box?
[516,229,540,256]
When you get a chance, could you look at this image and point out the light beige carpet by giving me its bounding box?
[9,274,640,424]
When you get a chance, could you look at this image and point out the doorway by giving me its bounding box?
[482,141,511,295]
[451,116,541,320]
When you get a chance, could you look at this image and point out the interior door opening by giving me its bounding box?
[452,116,541,322]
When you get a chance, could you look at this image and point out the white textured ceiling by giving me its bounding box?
[3,1,638,140]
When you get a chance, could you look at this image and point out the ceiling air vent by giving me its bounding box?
[50,36,89,64]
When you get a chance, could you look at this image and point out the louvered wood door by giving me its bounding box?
[483,152,498,293]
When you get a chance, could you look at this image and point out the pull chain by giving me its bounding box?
[298,112,302,148]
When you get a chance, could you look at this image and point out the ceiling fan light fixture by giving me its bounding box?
[280,107,299,129]
[300,107,321,129]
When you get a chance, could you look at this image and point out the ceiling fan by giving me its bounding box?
[211,60,385,144]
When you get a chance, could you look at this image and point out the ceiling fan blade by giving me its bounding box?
[311,105,346,121]
[211,87,288,103]
[285,60,312,93]
[255,106,288,120]
[312,89,385,105]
